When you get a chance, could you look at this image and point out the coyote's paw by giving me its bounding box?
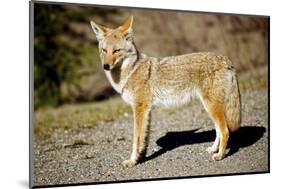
[122,159,136,168]
[206,146,218,154]
[212,153,224,161]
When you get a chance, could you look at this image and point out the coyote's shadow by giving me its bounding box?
[142,126,266,163]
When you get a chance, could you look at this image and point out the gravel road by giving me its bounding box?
[33,88,269,187]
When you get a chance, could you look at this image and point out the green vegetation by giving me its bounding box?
[34,4,102,109]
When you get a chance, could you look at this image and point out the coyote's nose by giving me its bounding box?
[103,64,110,70]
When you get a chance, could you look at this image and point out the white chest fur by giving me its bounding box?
[121,90,134,105]
[152,88,197,108]
[104,57,137,94]
[104,71,122,93]
[104,70,134,105]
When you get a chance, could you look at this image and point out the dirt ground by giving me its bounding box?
[32,88,268,187]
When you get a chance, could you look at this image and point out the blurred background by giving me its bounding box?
[34,3,268,110]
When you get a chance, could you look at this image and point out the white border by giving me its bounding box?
[0,0,280,189]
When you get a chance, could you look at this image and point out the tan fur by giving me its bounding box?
[90,16,241,167]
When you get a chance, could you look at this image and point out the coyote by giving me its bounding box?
[90,16,241,167]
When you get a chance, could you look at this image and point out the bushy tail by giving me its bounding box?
[225,71,241,133]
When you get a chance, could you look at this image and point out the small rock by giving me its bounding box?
[152,147,159,152]
[85,154,94,159]
[117,136,125,141]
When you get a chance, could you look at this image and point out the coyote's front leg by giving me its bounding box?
[122,101,151,168]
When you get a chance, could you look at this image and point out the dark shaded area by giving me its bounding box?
[227,126,266,157]
[75,86,117,102]
[92,87,117,101]
[142,126,265,163]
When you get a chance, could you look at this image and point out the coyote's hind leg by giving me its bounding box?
[200,94,229,161]
[206,127,219,154]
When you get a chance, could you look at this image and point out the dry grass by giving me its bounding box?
[238,66,268,92]
[34,97,131,140]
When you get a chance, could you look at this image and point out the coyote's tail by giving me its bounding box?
[225,70,241,133]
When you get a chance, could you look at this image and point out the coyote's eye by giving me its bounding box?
[113,49,121,54]
[102,48,107,53]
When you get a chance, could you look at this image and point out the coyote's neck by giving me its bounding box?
[105,51,139,94]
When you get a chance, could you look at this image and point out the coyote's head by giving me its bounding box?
[90,16,137,71]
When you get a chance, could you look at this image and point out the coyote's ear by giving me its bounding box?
[90,20,108,40]
[118,16,134,41]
